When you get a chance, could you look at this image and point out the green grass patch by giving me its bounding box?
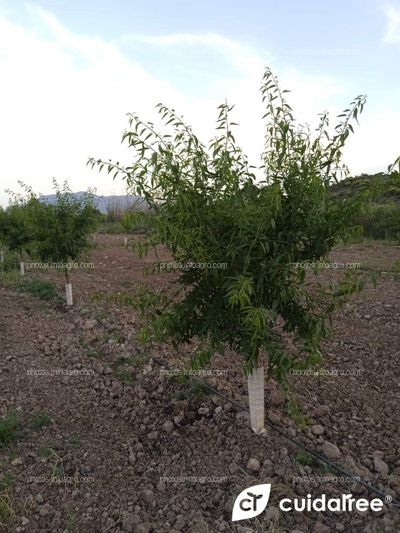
[0,474,14,492]
[0,272,60,301]
[66,510,78,531]
[31,412,52,430]
[295,450,331,473]
[15,277,59,300]
[114,367,134,385]
[295,450,319,467]
[0,471,15,527]
[0,271,20,286]
[63,435,82,449]
[0,491,14,529]
[111,354,148,385]
[79,336,104,359]
[356,203,400,241]
[391,259,400,272]
[0,250,19,272]
[286,398,309,429]
[97,221,125,234]
[173,379,210,400]
[115,354,148,367]
[86,349,104,359]
[0,411,20,449]
[38,444,58,460]
[106,331,126,345]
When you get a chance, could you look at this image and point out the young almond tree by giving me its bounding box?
[121,197,150,247]
[121,212,135,248]
[0,207,6,267]
[33,181,98,305]
[90,68,372,432]
[1,189,39,275]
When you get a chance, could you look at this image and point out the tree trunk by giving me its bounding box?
[247,366,265,433]
[65,283,73,305]
[64,269,73,305]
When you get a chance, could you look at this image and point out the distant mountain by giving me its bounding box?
[329,173,400,205]
[39,192,148,214]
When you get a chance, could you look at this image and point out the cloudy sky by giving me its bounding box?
[0,0,399,205]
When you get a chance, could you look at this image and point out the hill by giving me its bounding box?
[330,172,400,205]
[39,192,147,214]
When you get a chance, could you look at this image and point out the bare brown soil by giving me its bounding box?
[1,235,399,532]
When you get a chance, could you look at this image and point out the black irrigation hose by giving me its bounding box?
[152,355,400,509]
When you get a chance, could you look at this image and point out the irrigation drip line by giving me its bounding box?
[152,355,400,509]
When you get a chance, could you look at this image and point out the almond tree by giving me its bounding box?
[121,212,135,248]
[0,190,38,275]
[0,207,6,267]
[90,68,374,432]
[121,198,150,247]
[32,181,97,305]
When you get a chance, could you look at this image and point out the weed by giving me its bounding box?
[0,473,15,529]
[0,474,14,492]
[0,492,14,528]
[0,411,20,448]
[0,250,19,272]
[0,271,20,286]
[295,451,330,473]
[15,277,59,301]
[113,367,134,385]
[112,353,149,384]
[86,349,104,359]
[66,510,78,531]
[392,259,400,272]
[99,331,125,345]
[31,412,52,430]
[286,398,309,429]
[97,221,125,234]
[115,354,148,367]
[173,380,210,401]
[38,444,58,460]
[64,435,81,449]
[79,337,104,358]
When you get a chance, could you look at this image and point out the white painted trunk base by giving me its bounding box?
[124,236,128,247]
[247,366,265,433]
[65,283,73,305]
[20,261,25,275]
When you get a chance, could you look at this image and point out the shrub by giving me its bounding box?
[357,203,400,240]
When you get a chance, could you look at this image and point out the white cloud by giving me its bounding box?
[0,6,398,206]
[343,109,400,174]
[0,6,181,205]
[120,32,268,79]
[383,5,400,44]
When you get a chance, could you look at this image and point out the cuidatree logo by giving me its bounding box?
[232,484,386,522]
[232,484,271,521]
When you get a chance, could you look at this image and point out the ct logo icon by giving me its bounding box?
[232,484,272,522]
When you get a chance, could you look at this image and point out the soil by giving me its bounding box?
[1,235,399,532]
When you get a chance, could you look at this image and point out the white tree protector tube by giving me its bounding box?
[0,250,4,265]
[20,261,25,275]
[124,236,128,247]
[247,366,265,433]
[66,283,73,305]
